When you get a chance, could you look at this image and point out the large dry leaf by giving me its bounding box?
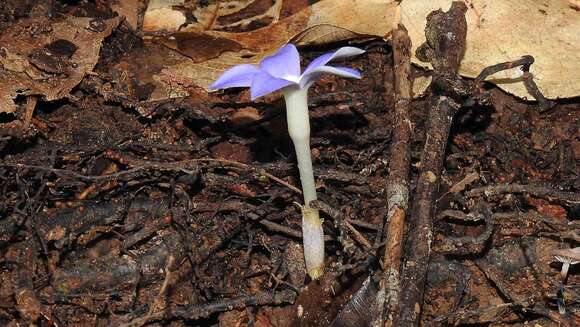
[401,0,580,99]
[143,0,294,33]
[0,16,121,114]
[159,0,398,90]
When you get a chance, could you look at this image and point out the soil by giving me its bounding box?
[0,1,578,326]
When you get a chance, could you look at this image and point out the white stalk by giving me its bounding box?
[283,86,324,279]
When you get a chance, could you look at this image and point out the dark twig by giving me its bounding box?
[466,183,580,204]
[373,24,414,327]
[473,56,535,85]
[1,156,302,194]
[435,206,493,255]
[472,55,553,111]
[310,199,371,249]
[396,3,468,326]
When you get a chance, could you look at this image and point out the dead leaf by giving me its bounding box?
[0,16,121,116]
[164,0,398,90]
[154,32,243,63]
[110,0,143,31]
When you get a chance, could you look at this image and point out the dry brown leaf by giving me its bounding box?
[144,0,287,33]
[110,0,143,31]
[142,0,187,32]
[0,16,121,116]
[401,0,580,99]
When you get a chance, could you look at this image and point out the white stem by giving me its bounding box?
[282,86,324,279]
[283,86,317,206]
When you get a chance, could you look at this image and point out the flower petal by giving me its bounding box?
[209,64,261,90]
[302,46,365,76]
[299,66,361,89]
[259,44,301,82]
[250,71,296,100]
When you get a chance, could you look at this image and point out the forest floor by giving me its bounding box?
[0,1,578,326]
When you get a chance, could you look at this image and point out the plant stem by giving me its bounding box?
[283,86,317,205]
[283,86,324,279]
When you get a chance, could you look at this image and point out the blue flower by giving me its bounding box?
[209,44,365,100]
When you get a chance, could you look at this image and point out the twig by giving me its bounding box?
[435,206,493,255]
[257,219,331,242]
[310,200,371,249]
[396,3,468,326]
[466,183,580,204]
[474,54,553,111]
[346,219,380,231]
[373,24,414,327]
[116,290,296,325]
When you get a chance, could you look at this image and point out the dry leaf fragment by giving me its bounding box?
[110,0,143,31]
[448,172,480,194]
[0,16,121,117]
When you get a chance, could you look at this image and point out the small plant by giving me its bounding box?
[210,44,364,279]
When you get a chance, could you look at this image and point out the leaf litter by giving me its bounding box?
[0,0,578,326]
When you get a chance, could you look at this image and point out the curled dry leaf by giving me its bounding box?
[0,16,121,116]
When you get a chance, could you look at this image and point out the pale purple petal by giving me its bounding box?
[299,66,361,89]
[250,71,296,100]
[259,44,301,82]
[302,46,365,76]
[209,64,261,90]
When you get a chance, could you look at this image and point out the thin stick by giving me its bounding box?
[373,24,413,327]
[466,183,579,204]
[119,255,175,327]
